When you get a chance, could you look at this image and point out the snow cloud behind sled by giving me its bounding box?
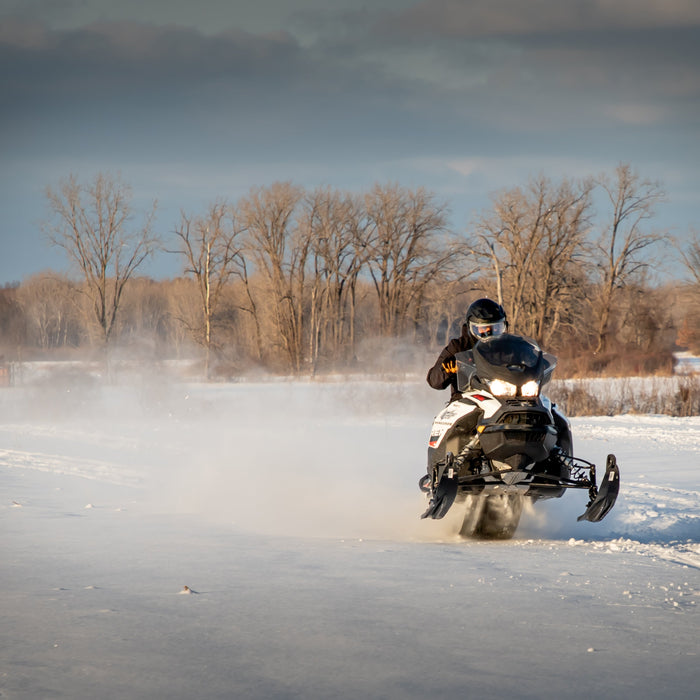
[1,370,699,550]
[11,375,441,540]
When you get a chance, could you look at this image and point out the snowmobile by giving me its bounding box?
[419,333,619,539]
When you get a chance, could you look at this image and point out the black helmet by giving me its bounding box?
[466,298,507,340]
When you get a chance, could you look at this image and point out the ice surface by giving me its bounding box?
[1,376,698,699]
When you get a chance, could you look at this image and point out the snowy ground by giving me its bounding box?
[1,375,699,699]
[675,351,700,374]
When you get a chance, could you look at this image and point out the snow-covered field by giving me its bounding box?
[675,351,700,375]
[2,375,699,699]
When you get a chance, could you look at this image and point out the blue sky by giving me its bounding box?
[1,0,699,283]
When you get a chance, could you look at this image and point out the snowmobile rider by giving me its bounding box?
[427,298,507,400]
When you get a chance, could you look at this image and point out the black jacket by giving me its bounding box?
[426,324,476,398]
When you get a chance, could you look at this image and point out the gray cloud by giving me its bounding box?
[354,2,700,137]
[0,20,326,159]
[0,15,454,176]
[0,20,302,96]
[383,0,700,38]
[5,3,698,122]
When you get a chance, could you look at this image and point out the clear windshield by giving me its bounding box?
[474,334,542,370]
[455,351,476,392]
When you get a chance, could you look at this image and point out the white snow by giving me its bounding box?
[675,351,700,374]
[1,375,698,699]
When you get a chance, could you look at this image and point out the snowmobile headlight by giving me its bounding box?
[488,379,517,397]
[520,380,540,397]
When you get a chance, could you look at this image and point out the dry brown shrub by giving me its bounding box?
[549,384,607,416]
[549,376,700,416]
[555,348,675,379]
[673,376,700,416]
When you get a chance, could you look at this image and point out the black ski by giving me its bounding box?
[420,476,458,519]
[577,454,620,522]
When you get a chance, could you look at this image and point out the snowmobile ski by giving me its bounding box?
[577,454,620,522]
[420,474,458,520]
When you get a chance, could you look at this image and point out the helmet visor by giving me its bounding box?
[470,319,506,339]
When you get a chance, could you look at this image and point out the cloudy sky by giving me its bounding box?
[1,0,699,283]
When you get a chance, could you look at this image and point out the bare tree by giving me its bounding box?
[471,175,593,344]
[0,284,26,355]
[680,231,700,285]
[173,201,246,377]
[591,164,666,353]
[230,255,264,363]
[239,182,307,371]
[119,277,175,357]
[419,276,474,348]
[165,277,201,358]
[363,184,454,336]
[299,188,369,368]
[16,272,82,350]
[615,280,669,352]
[472,179,549,330]
[677,231,700,352]
[44,173,158,352]
[530,178,594,344]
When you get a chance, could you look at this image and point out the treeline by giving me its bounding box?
[1,165,699,378]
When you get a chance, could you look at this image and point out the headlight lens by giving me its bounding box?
[520,380,540,397]
[488,379,517,397]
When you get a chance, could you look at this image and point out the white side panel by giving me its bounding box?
[428,392,506,449]
[428,402,477,448]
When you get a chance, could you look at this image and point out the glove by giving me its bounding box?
[441,358,457,375]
